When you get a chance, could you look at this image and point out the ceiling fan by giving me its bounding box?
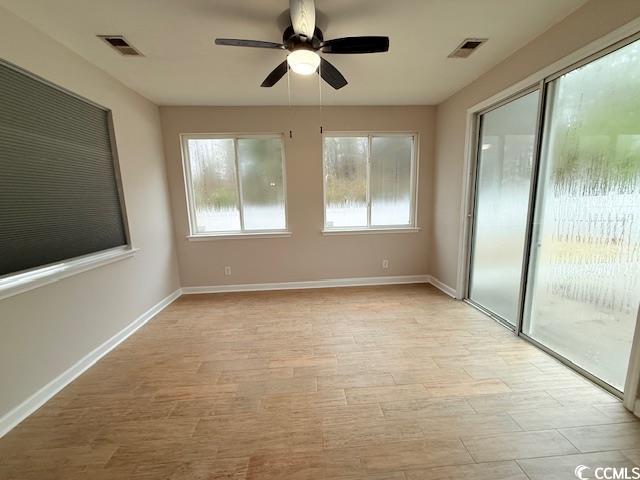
[214,0,389,90]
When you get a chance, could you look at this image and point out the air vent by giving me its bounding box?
[98,35,143,56]
[448,38,487,59]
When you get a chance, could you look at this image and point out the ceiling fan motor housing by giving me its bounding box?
[283,25,324,51]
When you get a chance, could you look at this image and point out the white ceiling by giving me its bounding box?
[1,0,587,106]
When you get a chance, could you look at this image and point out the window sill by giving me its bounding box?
[0,246,138,301]
[187,231,292,241]
[322,227,421,236]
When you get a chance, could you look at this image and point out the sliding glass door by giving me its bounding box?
[467,36,640,393]
[523,39,640,391]
[468,91,539,326]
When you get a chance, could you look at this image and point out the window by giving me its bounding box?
[323,134,417,230]
[182,134,288,236]
[0,60,129,281]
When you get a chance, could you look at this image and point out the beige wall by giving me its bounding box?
[431,0,640,290]
[0,9,180,417]
[160,106,434,287]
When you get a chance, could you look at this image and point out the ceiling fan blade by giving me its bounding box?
[321,36,389,54]
[289,0,315,39]
[215,38,285,49]
[261,61,288,88]
[319,57,347,90]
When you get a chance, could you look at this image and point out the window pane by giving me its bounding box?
[370,136,413,226]
[523,39,640,390]
[187,138,240,232]
[237,138,286,230]
[469,91,539,325]
[324,137,368,228]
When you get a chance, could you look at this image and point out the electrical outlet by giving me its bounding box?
[382,259,389,269]
[224,266,231,276]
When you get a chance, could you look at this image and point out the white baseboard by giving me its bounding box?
[182,275,432,294]
[427,276,458,298]
[0,288,182,438]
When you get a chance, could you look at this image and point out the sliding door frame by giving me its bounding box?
[458,22,640,401]
[463,84,541,332]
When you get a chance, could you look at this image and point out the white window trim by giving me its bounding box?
[0,246,138,301]
[322,227,421,236]
[187,231,292,241]
[180,133,290,238]
[321,132,419,232]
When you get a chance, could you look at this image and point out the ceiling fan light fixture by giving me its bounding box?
[287,49,320,75]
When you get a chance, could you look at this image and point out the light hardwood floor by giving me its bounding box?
[1,284,639,479]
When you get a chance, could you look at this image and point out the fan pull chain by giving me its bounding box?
[287,63,292,108]
[318,60,323,134]
[287,63,293,139]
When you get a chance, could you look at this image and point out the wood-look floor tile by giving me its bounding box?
[194,414,323,457]
[198,358,270,373]
[105,438,219,469]
[405,460,528,480]
[509,405,619,430]
[462,430,578,462]
[92,418,198,445]
[594,403,639,423]
[622,448,640,464]
[545,386,620,406]
[462,363,543,381]
[169,457,249,480]
[320,403,384,425]
[293,363,369,378]
[425,379,510,398]
[1,444,117,470]
[317,373,395,390]
[152,384,238,402]
[560,422,640,452]
[260,389,347,414]
[380,397,475,420]
[268,354,338,369]
[217,367,294,384]
[345,384,430,405]
[418,413,522,439]
[501,372,590,391]
[246,453,327,480]
[390,367,473,385]
[323,419,421,449]
[466,391,561,414]
[170,394,261,418]
[433,354,509,369]
[236,376,318,396]
[0,416,105,451]
[333,472,407,480]
[3,465,93,480]
[358,439,473,472]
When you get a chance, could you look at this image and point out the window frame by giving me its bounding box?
[180,133,290,239]
[321,131,420,233]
